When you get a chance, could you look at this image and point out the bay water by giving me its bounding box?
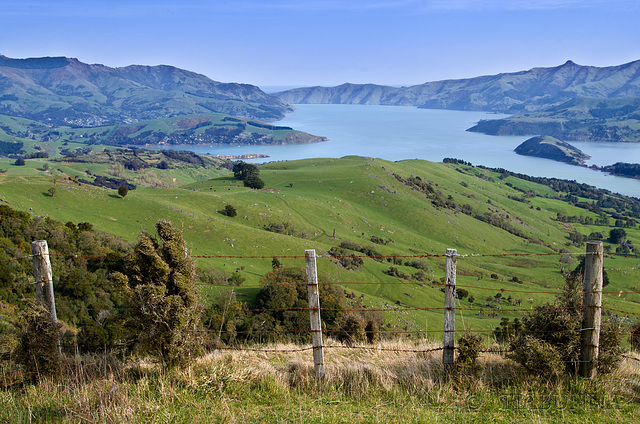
[159,104,640,197]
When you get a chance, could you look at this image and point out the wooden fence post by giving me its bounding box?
[305,249,325,379]
[32,240,61,355]
[580,241,603,378]
[443,248,456,371]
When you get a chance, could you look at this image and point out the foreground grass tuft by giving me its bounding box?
[2,340,640,423]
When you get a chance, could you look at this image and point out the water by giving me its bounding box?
[156,104,640,197]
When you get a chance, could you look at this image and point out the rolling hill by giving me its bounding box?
[0,55,293,126]
[2,154,640,334]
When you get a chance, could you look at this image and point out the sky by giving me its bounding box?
[1,0,639,88]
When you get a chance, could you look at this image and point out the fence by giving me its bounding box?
[3,238,639,383]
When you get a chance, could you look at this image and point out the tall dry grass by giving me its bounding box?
[2,339,640,423]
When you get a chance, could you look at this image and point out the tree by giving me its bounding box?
[232,161,259,180]
[224,204,238,217]
[125,220,202,365]
[608,228,627,244]
[243,174,265,189]
[14,158,25,166]
[118,185,129,198]
[47,187,57,198]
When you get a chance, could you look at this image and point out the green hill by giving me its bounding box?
[514,135,590,165]
[0,112,325,156]
[469,97,640,142]
[0,55,292,125]
[2,155,640,335]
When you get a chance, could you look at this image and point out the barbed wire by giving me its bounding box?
[3,250,628,263]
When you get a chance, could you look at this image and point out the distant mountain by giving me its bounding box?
[276,60,640,142]
[0,55,293,127]
[276,60,640,113]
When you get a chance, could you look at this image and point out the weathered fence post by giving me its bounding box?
[32,240,61,355]
[305,249,325,379]
[443,248,456,371]
[580,241,603,378]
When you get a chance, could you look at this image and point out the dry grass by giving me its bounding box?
[2,339,640,423]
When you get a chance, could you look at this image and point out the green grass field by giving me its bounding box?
[2,155,640,338]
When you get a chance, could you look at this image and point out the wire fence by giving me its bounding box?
[3,241,640,385]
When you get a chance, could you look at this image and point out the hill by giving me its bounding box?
[469,97,640,142]
[514,136,590,165]
[276,60,640,113]
[275,60,640,142]
[0,112,325,157]
[2,154,640,335]
[0,55,292,126]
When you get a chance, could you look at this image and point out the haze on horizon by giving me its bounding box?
[1,0,639,88]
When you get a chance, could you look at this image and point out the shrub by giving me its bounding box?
[118,185,129,198]
[451,331,483,386]
[364,315,381,344]
[15,302,61,380]
[125,220,202,366]
[336,313,366,346]
[509,335,564,379]
[456,331,483,365]
[509,276,622,377]
[598,319,624,373]
[227,271,246,286]
[197,266,229,285]
[224,204,238,217]
[631,321,640,351]
[339,240,363,252]
[329,247,364,270]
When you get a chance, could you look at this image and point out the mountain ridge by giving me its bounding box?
[0,55,293,127]
[275,59,640,113]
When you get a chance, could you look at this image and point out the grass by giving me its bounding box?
[2,340,640,422]
[2,155,640,337]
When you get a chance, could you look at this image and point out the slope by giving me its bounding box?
[1,155,639,335]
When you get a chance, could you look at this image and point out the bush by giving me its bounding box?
[329,247,364,270]
[508,276,622,377]
[224,204,238,217]
[631,321,640,351]
[15,303,62,380]
[125,220,202,366]
[197,266,229,285]
[227,271,246,286]
[509,335,565,379]
[456,331,483,365]
[598,319,624,374]
[336,313,366,346]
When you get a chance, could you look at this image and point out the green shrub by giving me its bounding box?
[452,331,484,383]
[336,313,366,346]
[509,335,564,379]
[15,303,61,380]
[631,320,640,351]
[599,319,624,374]
[329,247,364,270]
[224,204,238,217]
[508,276,622,377]
[125,220,202,366]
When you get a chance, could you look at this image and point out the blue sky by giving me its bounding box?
[1,0,639,87]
